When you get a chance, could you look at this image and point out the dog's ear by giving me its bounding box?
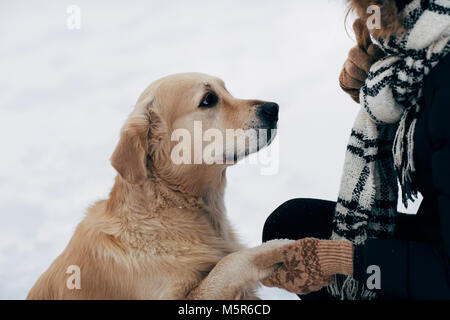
[111,114,149,185]
[111,102,163,185]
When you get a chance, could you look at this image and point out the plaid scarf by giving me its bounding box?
[329,0,450,300]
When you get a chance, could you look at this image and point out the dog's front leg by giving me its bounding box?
[186,239,293,300]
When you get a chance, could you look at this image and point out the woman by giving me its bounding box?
[262,0,450,299]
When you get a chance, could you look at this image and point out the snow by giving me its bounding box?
[0,0,421,300]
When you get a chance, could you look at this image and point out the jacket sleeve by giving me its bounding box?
[353,68,450,299]
[430,66,450,290]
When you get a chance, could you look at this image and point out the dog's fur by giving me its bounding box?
[27,73,290,300]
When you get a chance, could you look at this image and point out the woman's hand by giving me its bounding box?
[339,19,386,103]
[260,238,354,295]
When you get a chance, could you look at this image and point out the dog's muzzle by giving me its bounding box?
[257,102,279,127]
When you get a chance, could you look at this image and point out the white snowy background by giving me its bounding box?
[0,0,421,300]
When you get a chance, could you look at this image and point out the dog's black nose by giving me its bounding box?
[259,102,279,121]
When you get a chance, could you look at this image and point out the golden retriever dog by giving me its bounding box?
[27,73,291,300]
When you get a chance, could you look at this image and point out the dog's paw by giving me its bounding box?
[249,239,295,280]
[216,239,294,286]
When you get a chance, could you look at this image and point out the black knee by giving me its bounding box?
[263,199,304,242]
[262,198,336,243]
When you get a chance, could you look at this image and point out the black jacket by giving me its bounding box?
[354,54,450,299]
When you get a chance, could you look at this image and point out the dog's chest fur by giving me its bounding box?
[28,176,248,299]
[93,199,243,299]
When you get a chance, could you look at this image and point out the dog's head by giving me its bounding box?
[110,73,279,185]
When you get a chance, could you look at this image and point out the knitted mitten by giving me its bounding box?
[339,19,385,103]
[260,238,354,295]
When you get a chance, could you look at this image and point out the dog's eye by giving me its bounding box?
[199,92,218,108]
